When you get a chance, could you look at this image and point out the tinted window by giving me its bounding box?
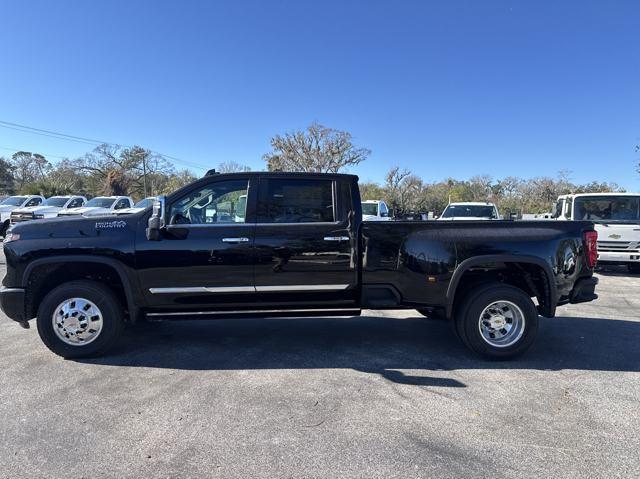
[133,198,153,209]
[169,179,248,224]
[25,197,42,207]
[86,197,116,208]
[114,199,130,210]
[574,196,640,223]
[0,196,26,206]
[259,179,334,223]
[442,204,497,219]
[361,203,378,216]
[67,198,84,208]
[380,202,389,216]
[44,197,69,207]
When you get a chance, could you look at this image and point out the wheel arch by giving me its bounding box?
[22,256,140,323]
[446,254,557,319]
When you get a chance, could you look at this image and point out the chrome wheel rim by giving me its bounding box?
[52,298,104,346]
[478,300,525,348]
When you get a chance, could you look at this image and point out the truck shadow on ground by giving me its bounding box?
[80,313,640,387]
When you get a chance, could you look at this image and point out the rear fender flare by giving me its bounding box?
[446,254,557,318]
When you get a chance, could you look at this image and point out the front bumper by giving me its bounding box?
[0,287,26,322]
[569,277,598,304]
[597,251,640,264]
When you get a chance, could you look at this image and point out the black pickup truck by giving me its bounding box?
[0,172,599,359]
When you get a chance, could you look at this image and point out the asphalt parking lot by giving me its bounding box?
[1,259,638,479]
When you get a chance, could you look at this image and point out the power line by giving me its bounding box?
[0,145,69,160]
[0,119,209,171]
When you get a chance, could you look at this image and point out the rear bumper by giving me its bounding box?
[0,287,26,322]
[569,277,598,304]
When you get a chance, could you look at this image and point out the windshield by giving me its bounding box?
[43,197,69,207]
[85,197,116,208]
[133,198,153,209]
[361,203,379,216]
[574,196,640,223]
[0,196,27,206]
[442,204,497,219]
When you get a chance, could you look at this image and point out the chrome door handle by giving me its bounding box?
[222,237,250,243]
[324,236,349,241]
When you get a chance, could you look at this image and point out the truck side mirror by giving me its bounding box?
[146,196,166,241]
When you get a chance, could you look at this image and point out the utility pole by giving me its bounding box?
[142,152,148,198]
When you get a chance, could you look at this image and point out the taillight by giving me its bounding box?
[584,230,598,268]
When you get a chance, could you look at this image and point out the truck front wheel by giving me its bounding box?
[36,280,124,359]
[454,283,538,359]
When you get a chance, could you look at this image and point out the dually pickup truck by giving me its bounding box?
[0,172,599,359]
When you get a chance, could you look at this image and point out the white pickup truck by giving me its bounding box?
[0,195,45,236]
[361,200,391,221]
[438,202,501,220]
[10,195,86,225]
[57,196,134,217]
[555,193,640,273]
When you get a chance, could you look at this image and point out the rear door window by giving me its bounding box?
[258,179,335,223]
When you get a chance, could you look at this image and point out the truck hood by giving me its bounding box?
[11,205,62,215]
[58,206,113,217]
[0,205,21,213]
[595,223,640,243]
[8,213,139,241]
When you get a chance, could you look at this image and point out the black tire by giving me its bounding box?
[628,263,640,275]
[415,308,447,320]
[36,280,124,359]
[0,220,9,238]
[454,283,538,359]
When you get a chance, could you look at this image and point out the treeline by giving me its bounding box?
[359,167,624,217]
[0,145,199,200]
[0,122,628,214]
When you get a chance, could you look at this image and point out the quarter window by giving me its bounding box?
[258,179,334,223]
[169,179,249,225]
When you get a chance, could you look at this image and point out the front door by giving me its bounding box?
[253,176,358,309]
[136,176,256,310]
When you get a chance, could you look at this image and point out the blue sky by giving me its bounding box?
[1,0,639,189]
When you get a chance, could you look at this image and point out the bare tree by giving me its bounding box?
[0,157,15,194]
[77,144,174,197]
[384,167,426,215]
[263,122,370,173]
[10,151,51,191]
[218,161,251,173]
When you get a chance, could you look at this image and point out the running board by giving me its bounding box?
[145,308,362,321]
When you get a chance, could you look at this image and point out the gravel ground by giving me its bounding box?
[0,257,638,478]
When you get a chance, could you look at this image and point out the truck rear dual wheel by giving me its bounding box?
[454,283,538,359]
[36,280,124,359]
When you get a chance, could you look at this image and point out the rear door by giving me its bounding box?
[253,176,358,308]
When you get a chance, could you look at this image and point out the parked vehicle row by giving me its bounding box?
[0,195,157,236]
[10,196,86,225]
[56,196,134,218]
[361,200,502,222]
